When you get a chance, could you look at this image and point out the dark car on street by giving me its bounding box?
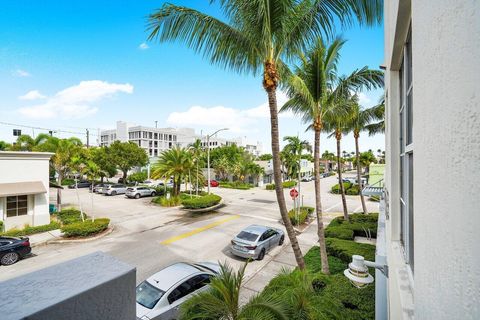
[68,181,92,189]
[0,236,31,266]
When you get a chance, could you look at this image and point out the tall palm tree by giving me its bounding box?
[180,262,287,320]
[365,96,385,136]
[344,99,376,214]
[147,0,382,270]
[152,147,196,196]
[188,139,204,195]
[10,133,52,151]
[281,38,383,272]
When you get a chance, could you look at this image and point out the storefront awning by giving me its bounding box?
[0,181,47,197]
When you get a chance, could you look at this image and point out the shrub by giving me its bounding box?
[128,171,147,183]
[0,220,3,232]
[325,238,375,263]
[346,185,360,195]
[219,181,253,190]
[56,208,87,225]
[331,182,351,194]
[282,180,296,188]
[61,178,75,186]
[153,186,174,196]
[326,213,378,240]
[181,194,222,209]
[152,195,181,207]
[265,183,275,190]
[304,246,349,275]
[61,218,110,238]
[288,206,314,225]
[0,221,61,237]
[369,195,380,202]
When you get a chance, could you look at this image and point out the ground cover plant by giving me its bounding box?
[181,194,222,209]
[288,206,315,225]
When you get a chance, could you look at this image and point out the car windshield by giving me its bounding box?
[237,231,259,242]
[136,281,165,309]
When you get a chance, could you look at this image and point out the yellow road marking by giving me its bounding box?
[160,215,240,245]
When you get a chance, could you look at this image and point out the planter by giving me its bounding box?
[181,200,225,213]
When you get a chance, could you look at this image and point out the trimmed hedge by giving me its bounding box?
[0,221,61,237]
[325,238,375,263]
[331,182,352,194]
[61,178,75,186]
[265,180,297,190]
[181,194,222,209]
[288,206,314,225]
[326,213,378,240]
[219,181,253,190]
[61,218,110,237]
[346,185,360,195]
[56,208,86,225]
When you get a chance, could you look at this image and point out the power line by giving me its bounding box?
[0,121,99,137]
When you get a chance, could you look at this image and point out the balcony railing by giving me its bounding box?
[361,178,384,197]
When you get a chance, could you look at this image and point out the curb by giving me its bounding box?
[47,226,114,244]
[181,200,225,213]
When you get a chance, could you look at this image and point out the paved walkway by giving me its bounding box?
[28,229,63,247]
[240,212,341,302]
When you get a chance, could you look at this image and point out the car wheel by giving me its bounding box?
[151,192,156,197]
[111,191,117,196]
[279,236,285,246]
[134,193,140,199]
[1,252,20,266]
[257,249,266,261]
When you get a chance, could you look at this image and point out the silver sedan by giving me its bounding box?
[230,225,285,260]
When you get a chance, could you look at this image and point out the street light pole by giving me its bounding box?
[206,128,229,194]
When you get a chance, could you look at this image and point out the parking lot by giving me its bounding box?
[0,174,379,284]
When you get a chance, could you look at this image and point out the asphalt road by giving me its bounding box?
[0,174,379,283]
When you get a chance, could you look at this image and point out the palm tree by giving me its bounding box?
[344,100,377,214]
[10,133,52,151]
[152,147,195,196]
[188,139,204,195]
[281,38,383,272]
[365,96,385,136]
[147,0,382,270]
[180,262,287,320]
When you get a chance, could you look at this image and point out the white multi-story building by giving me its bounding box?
[374,1,480,319]
[101,121,263,158]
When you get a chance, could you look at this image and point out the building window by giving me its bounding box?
[399,28,414,273]
[6,195,28,217]
[154,133,158,139]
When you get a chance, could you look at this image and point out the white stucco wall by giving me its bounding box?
[0,152,53,230]
[384,1,480,319]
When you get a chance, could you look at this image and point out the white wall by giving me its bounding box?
[384,1,480,319]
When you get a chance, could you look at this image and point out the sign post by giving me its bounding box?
[290,188,299,227]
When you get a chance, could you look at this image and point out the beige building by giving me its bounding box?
[0,152,53,231]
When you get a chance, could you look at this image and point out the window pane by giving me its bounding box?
[408,154,414,272]
[400,110,404,153]
[17,207,28,216]
[407,91,413,145]
[6,209,17,217]
[399,62,404,109]
[400,155,405,245]
[7,202,17,210]
[407,32,412,87]
[7,196,16,203]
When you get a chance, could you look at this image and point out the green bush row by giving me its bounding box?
[152,195,182,207]
[218,181,253,190]
[325,238,376,263]
[0,221,61,237]
[55,208,87,225]
[181,194,222,209]
[288,206,314,225]
[265,180,297,190]
[331,182,352,194]
[61,218,110,238]
[326,213,378,240]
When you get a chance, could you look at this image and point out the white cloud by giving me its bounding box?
[13,69,31,77]
[166,91,293,133]
[18,80,133,119]
[357,92,372,106]
[139,42,149,50]
[18,90,46,100]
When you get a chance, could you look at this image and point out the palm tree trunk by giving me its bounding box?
[355,133,368,214]
[314,128,330,274]
[336,133,349,221]
[57,173,63,211]
[266,86,305,270]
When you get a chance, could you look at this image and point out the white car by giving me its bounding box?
[136,262,220,320]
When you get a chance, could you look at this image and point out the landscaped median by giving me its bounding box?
[218,181,253,190]
[288,206,314,225]
[257,213,378,319]
[265,180,297,190]
[331,182,360,195]
[152,192,223,212]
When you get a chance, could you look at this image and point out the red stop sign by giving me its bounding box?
[290,188,299,199]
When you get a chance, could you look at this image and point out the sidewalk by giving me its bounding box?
[240,213,341,302]
[28,229,63,247]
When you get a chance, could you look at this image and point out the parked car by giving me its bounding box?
[204,179,219,187]
[68,181,91,189]
[104,184,127,196]
[93,183,112,193]
[157,181,174,188]
[301,176,313,182]
[230,225,284,260]
[136,262,220,320]
[0,236,31,266]
[126,186,157,199]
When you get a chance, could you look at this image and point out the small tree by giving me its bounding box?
[110,141,148,181]
[90,146,117,182]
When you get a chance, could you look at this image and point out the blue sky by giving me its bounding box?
[0,0,384,154]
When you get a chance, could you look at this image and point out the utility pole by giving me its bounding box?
[155,121,158,128]
[86,129,90,148]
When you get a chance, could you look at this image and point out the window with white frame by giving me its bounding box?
[399,28,414,273]
[6,195,28,217]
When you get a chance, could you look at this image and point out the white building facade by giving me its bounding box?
[0,152,53,231]
[381,1,480,319]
